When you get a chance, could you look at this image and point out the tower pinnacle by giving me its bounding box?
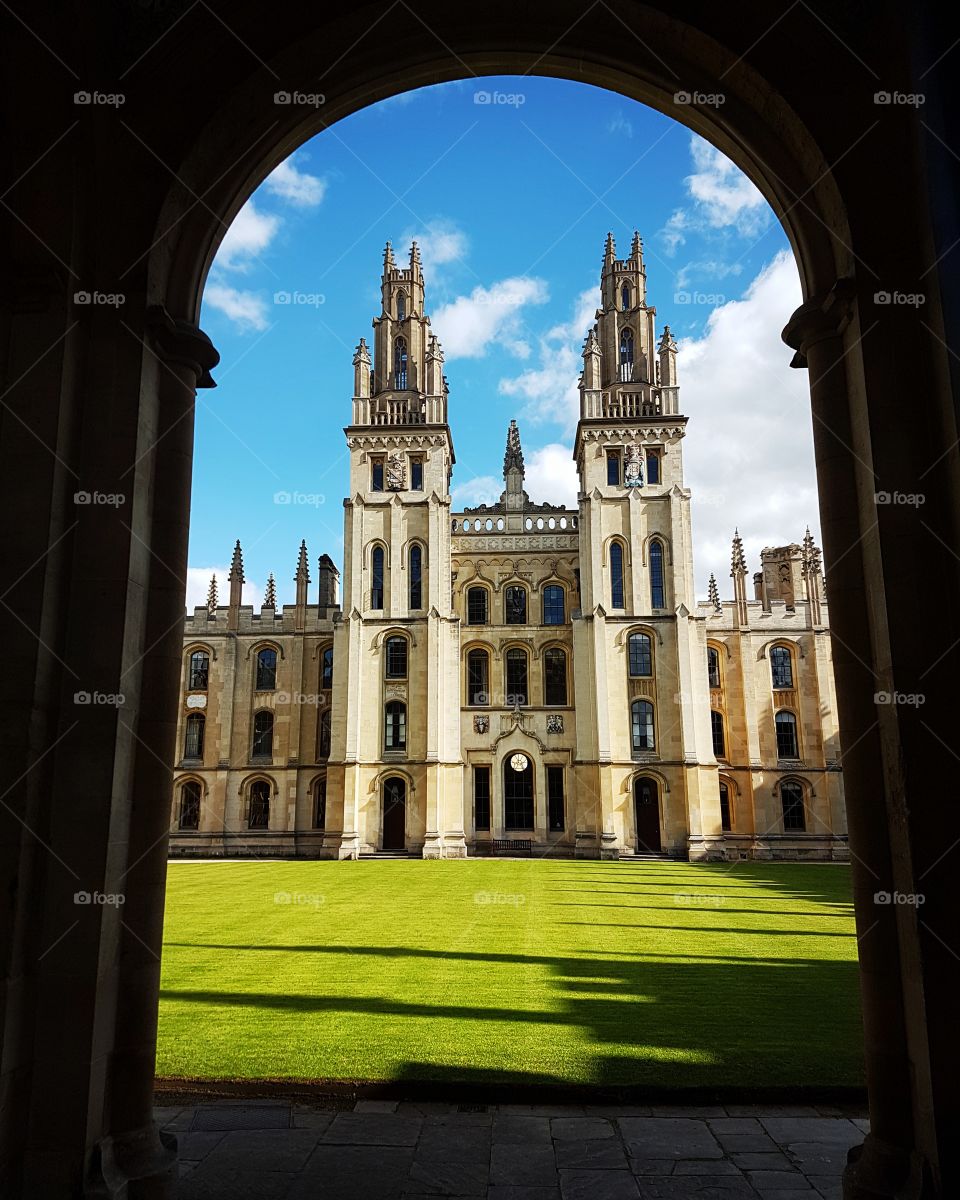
[264,573,277,608]
[708,572,721,613]
[228,539,244,583]
[503,419,525,478]
[603,231,616,264]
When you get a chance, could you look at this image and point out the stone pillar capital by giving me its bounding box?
[146,305,219,388]
[781,278,857,366]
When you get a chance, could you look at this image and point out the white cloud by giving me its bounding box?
[432,276,547,360]
[679,250,820,598]
[401,220,469,279]
[451,475,503,509]
[524,443,579,508]
[186,567,262,611]
[214,199,280,270]
[607,112,633,138]
[203,283,270,332]
[265,157,326,207]
[498,285,599,434]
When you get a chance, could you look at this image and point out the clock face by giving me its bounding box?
[510,753,528,773]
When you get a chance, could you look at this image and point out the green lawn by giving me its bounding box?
[157,859,864,1090]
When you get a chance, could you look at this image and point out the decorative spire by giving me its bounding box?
[730,529,747,577]
[410,240,422,276]
[264,573,277,608]
[295,539,310,584]
[228,539,244,584]
[503,419,525,477]
[631,230,643,260]
[658,324,677,353]
[382,240,395,273]
[707,573,721,613]
[353,337,371,365]
[603,231,616,264]
[583,325,600,355]
[206,573,218,615]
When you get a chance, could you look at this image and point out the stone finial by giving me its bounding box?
[263,573,276,608]
[410,240,422,274]
[295,539,310,584]
[382,240,395,272]
[603,231,616,263]
[631,230,643,260]
[583,326,600,357]
[503,419,525,478]
[228,539,244,584]
[658,325,678,353]
[730,529,747,577]
[427,332,444,363]
[206,573,218,615]
[708,572,721,613]
[353,337,371,365]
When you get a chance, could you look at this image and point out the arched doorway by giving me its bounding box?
[382,776,406,850]
[503,752,534,831]
[633,776,662,854]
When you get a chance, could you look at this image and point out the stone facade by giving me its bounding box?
[170,235,846,861]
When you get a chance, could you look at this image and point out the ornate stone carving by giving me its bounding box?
[546,714,564,734]
[385,452,405,489]
[624,443,644,487]
[473,714,489,734]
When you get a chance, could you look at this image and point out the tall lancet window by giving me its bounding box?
[621,283,631,311]
[619,327,634,382]
[394,336,408,389]
[397,291,406,320]
[649,540,665,609]
[409,544,423,610]
[371,546,385,610]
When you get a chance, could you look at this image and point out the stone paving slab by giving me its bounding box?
[154,1100,869,1198]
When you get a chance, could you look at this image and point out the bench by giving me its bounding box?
[492,838,532,856]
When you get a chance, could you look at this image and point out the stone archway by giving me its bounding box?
[2,6,958,1198]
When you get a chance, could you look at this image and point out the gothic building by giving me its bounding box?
[170,235,847,861]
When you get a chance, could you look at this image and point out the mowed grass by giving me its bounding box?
[157,859,864,1089]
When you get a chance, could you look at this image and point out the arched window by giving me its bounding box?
[711,710,725,758]
[318,709,331,759]
[781,780,806,830]
[183,713,205,760]
[505,648,528,707]
[314,777,327,829]
[179,780,201,830]
[628,631,652,677]
[649,539,665,609]
[248,780,270,829]
[409,543,423,609]
[385,700,406,750]
[770,645,794,689]
[542,584,565,625]
[252,710,273,758]
[371,545,385,610]
[631,699,655,752]
[394,336,408,388]
[719,781,732,832]
[646,451,660,484]
[621,283,630,311]
[396,290,406,320]
[256,647,277,690]
[707,646,721,689]
[504,585,527,624]
[775,711,799,759]
[321,646,333,690]
[610,541,625,609]
[619,327,634,381]
[467,586,488,625]
[467,649,489,706]
[385,635,407,679]
[188,650,209,691]
[503,753,534,830]
[544,648,568,706]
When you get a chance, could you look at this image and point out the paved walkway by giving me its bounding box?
[158,1099,867,1198]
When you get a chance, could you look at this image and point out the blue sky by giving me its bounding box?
[192,76,819,608]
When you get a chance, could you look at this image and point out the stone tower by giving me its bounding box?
[571,231,718,852]
[328,243,464,858]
